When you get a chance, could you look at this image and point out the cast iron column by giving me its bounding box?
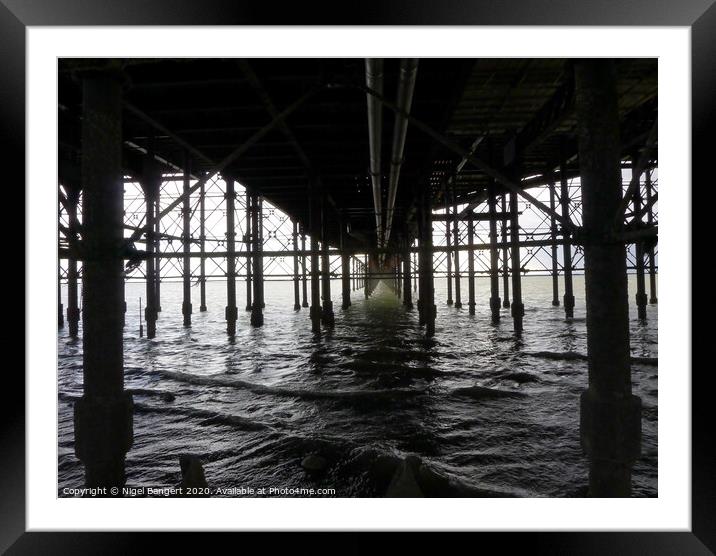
[320,194,335,325]
[500,194,510,308]
[452,179,462,308]
[199,179,207,312]
[560,151,575,319]
[142,145,159,340]
[245,191,253,311]
[444,182,453,305]
[74,71,133,488]
[645,170,658,304]
[292,219,302,311]
[181,151,192,327]
[340,225,351,310]
[250,192,264,326]
[548,178,561,306]
[403,236,413,309]
[509,188,524,334]
[225,179,238,336]
[66,186,81,337]
[301,227,309,308]
[488,182,501,323]
[632,155,648,321]
[467,209,476,315]
[575,59,641,497]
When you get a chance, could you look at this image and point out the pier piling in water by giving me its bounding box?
[182,151,192,328]
[73,69,133,488]
[225,179,238,336]
[575,59,641,497]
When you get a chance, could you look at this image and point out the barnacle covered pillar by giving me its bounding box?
[575,59,641,497]
[74,71,133,489]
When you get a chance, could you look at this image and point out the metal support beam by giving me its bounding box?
[58,266,64,328]
[66,187,81,337]
[488,182,501,323]
[309,186,321,333]
[320,195,335,326]
[225,179,238,336]
[292,220,301,310]
[403,235,413,309]
[501,194,510,309]
[452,178,462,309]
[549,178,560,307]
[245,191,253,311]
[560,152,576,319]
[301,227,309,308]
[645,170,658,304]
[340,225,351,310]
[575,59,641,497]
[509,188,524,334]
[444,181,453,305]
[250,192,264,327]
[467,209,476,315]
[199,179,207,312]
[143,144,159,340]
[155,186,162,313]
[182,151,192,327]
[419,183,436,336]
[632,157,648,321]
[74,72,133,489]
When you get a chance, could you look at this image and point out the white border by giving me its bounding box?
[27,26,691,531]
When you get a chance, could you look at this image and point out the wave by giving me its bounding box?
[156,369,427,401]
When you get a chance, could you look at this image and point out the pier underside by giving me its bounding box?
[58,57,658,497]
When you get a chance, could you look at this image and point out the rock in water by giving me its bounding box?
[179,455,208,491]
[453,384,526,400]
[385,455,424,497]
[301,454,329,473]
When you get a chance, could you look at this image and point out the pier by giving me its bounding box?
[58,58,657,497]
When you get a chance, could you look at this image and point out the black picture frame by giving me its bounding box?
[5,1,710,552]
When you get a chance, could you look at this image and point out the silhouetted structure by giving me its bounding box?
[58,58,657,497]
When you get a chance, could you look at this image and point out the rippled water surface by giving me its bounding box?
[58,275,657,497]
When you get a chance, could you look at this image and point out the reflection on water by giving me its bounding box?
[58,275,657,497]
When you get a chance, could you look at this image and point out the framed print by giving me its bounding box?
[5,0,712,552]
